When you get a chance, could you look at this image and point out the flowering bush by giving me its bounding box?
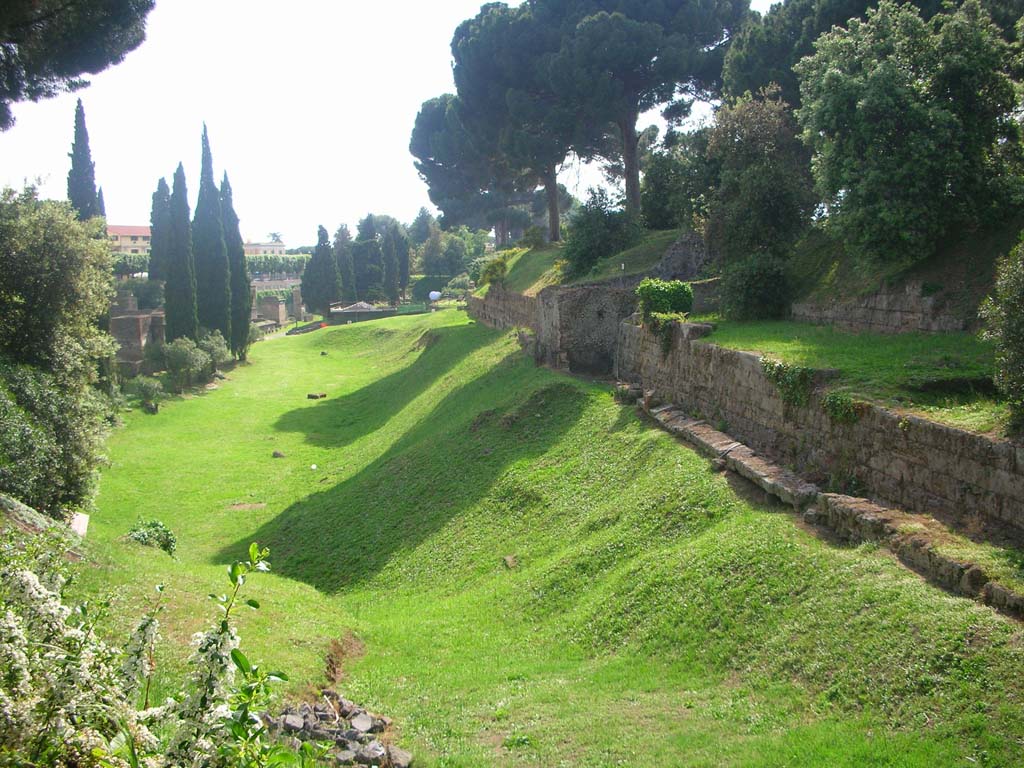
[0,522,295,768]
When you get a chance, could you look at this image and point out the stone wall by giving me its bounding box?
[466,284,538,332]
[791,280,971,333]
[110,290,164,375]
[615,319,1024,535]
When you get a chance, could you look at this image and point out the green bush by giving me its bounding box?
[164,337,211,393]
[762,358,815,406]
[562,188,641,278]
[126,518,177,555]
[635,278,693,321]
[981,238,1024,431]
[131,376,163,410]
[197,329,230,374]
[480,257,508,286]
[0,358,110,519]
[446,274,472,292]
[410,275,448,303]
[720,252,791,320]
[519,226,547,250]
[121,277,164,310]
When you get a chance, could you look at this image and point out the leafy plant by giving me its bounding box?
[562,188,641,278]
[636,278,693,322]
[131,376,164,411]
[480,257,508,286]
[762,357,815,406]
[720,252,791,320]
[648,311,689,359]
[127,518,177,556]
[981,237,1024,431]
[822,391,866,425]
[164,337,212,393]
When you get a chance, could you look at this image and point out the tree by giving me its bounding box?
[268,231,283,243]
[300,225,341,315]
[222,173,251,360]
[539,1,749,214]
[408,207,435,245]
[0,187,116,517]
[419,224,446,276]
[97,187,106,217]
[165,163,198,342]
[333,224,356,303]
[192,125,231,339]
[0,0,155,130]
[67,99,99,220]
[981,238,1024,431]
[397,227,411,295]
[795,0,1020,266]
[444,236,468,277]
[381,226,400,305]
[705,87,815,264]
[148,177,171,282]
[352,239,384,300]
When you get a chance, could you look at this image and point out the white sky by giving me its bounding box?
[0,0,772,247]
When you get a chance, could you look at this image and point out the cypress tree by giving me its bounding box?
[67,99,98,220]
[397,228,410,297]
[192,124,231,339]
[148,178,171,282]
[382,226,400,306]
[301,226,341,316]
[96,187,106,217]
[165,163,198,341]
[221,172,252,359]
[333,224,356,303]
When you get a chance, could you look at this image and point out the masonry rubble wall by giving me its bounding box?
[791,280,971,333]
[615,319,1024,535]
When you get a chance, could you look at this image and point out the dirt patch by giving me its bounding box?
[325,631,366,684]
[228,503,266,511]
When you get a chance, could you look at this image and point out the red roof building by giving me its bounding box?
[108,225,152,256]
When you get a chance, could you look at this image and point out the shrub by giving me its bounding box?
[446,274,472,292]
[132,376,163,411]
[480,257,508,286]
[198,329,231,374]
[981,238,1024,431]
[519,226,547,250]
[635,278,693,321]
[562,188,641,278]
[0,357,110,519]
[822,391,867,425]
[720,252,791,320]
[410,275,448,303]
[247,323,265,346]
[762,358,815,406]
[164,337,212,393]
[127,518,177,556]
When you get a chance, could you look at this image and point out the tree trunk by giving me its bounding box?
[619,113,641,216]
[543,165,561,242]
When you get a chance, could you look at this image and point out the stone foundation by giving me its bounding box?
[615,318,1024,536]
[791,280,972,333]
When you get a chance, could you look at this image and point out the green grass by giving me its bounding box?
[573,228,680,284]
[74,311,1024,766]
[700,318,1006,434]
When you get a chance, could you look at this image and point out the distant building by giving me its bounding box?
[108,225,151,256]
[244,241,287,257]
[328,301,397,324]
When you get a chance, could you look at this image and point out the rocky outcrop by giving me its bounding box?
[264,691,412,767]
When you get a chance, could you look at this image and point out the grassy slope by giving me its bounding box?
[701,320,1006,434]
[76,312,1024,766]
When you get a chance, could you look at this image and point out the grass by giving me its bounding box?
[699,318,1006,434]
[72,311,1024,766]
[573,228,680,284]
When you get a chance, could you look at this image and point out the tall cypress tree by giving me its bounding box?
[96,187,106,217]
[333,224,356,303]
[148,177,171,282]
[67,99,98,220]
[221,172,252,359]
[165,163,198,341]
[382,226,400,306]
[192,125,231,339]
[301,226,341,316]
[396,228,410,297]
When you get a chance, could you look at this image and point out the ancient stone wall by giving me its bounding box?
[615,319,1024,535]
[466,284,538,332]
[791,281,971,333]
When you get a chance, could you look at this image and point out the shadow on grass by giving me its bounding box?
[273,323,497,449]
[219,340,587,593]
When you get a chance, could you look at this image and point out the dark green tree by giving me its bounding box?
[301,225,342,315]
[96,187,105,217]
[221,173,251,360]
[67,99,99,220]
[165,163,198,342]
[397,227,411,295]
[0,0,154,130]
[408,207,435,245]
[192,125,230,339]
[148,177,171,282]
[382,226,401,305]
[539,0,749,214]
[333,224,356,303]
[352,239,384,300]
[795,0,1020,266]
[443,236,468,277]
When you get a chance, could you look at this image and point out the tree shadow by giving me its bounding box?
[217,354,587,593]
[273,323,496,449]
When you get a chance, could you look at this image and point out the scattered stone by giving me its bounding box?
[272,451,286,458]
[307,393,320,400]
[264,689,411,767]
[503,555,518,569]
[321,351,328,356]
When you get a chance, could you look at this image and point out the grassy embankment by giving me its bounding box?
[76,310,1024,766]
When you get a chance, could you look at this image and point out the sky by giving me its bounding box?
[0,0,772,247]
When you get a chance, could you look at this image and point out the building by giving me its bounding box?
[244,241,287,257]
[329,301,397,324]
[109,289,164,376]
[108,225,152,256]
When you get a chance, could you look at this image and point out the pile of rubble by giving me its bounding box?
[264,690,412,767]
